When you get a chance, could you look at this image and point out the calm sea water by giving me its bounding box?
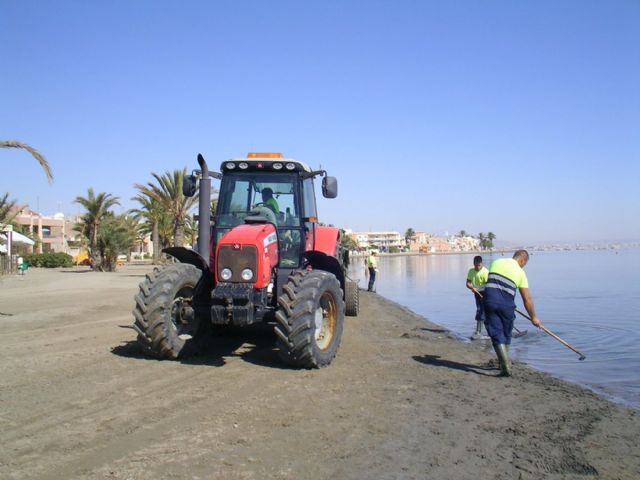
[349,249,640,409]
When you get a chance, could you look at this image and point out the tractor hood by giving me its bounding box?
[215,223,279,288]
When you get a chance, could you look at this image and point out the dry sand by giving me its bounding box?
[0,265,638,480]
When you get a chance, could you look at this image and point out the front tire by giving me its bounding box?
[274,269,345,368]
[132,264,209,359]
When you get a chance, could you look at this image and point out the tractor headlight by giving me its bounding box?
[239,162,248,169]
[226,162,236,170]
[272,162,283,170]
[241,268,254,281]
[285,162,296,170]
[220,268,233,281]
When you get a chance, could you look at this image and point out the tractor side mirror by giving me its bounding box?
[322,176,338,198]
[182,174,198,197]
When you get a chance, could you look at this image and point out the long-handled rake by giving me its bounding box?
[515,308,586,361]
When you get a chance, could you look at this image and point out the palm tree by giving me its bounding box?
[134,169,198,248]
[404,228,415,246]
[0,193,19,226]
[487,232,496,251]
[97,214,138,271]
[184,216,197,248]
[1,140,54,183]
[478,232,486,251]
[458,230,467,238]
[211,197,218,220]
[130,193,165,264]
[74,188,120,270]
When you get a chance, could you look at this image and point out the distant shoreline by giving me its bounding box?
[351,249,515,257]
[352,245,639,257]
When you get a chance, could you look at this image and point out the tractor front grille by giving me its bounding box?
[217,245,257,283]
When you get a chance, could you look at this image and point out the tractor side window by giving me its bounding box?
[217,179,251,227]
[302,178,317,219]
[229,179,251,212]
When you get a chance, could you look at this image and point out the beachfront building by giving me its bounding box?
[408,231,433,252]
[449,235,481,252]
[408,232,479,253]
[11,207,78,254]
[344,230,369,251]
[131,233,154,260]
[406,231,453,253]
[351,231,404,252]
[11,206,157,259]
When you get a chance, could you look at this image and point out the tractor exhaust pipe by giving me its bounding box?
[197,153,211,267]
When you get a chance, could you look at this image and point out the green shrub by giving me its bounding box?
[23,252,74,268]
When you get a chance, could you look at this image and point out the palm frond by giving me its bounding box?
[0,192,19,226]
[0,140,54,183]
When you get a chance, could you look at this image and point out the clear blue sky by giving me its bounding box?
[1,1,639,243]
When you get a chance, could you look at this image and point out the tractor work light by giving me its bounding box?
[241,268,254,281]
[239,162,248,169]
[226,162,236,170]
[247,152,283,158]
[272,162,283,170]
[220,268,233,281]
[285,163,296,170]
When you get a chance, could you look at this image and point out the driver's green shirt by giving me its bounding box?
[265,197,280,214]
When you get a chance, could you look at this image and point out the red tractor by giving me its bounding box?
[132,153,359,368]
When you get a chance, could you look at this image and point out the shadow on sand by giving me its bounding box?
[112,326,290,370]
[412,354,497,377]
[58,270,146,278]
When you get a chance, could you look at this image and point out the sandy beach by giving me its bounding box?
[1,265,638,480]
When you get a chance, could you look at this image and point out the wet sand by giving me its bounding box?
[1,265,638,479]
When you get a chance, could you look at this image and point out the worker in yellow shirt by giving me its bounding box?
[466,255,489,340]
[366,251,378,292]
[483,250,541,376]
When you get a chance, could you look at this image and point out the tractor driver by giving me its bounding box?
[261,188,280,215]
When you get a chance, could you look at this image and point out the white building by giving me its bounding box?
[351,231,404,251]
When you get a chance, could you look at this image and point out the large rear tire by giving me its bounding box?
[345,280,359,317]
[274,269,345,368]
[132,264,209,359]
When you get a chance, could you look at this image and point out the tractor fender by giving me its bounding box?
[162,247,214,293]
[303,250,346,294]
[314,226,340,257]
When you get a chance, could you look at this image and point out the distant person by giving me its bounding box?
[466,255,488,340]
[483,250,541,376]
[261,188,280,215]
[367,251,378,292]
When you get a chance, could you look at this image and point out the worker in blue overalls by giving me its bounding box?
[483,250,541,376]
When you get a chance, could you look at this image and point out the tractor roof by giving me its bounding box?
[221,153,312,174]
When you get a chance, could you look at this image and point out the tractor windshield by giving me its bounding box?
[216,172,300,227]
[215,172,303,267]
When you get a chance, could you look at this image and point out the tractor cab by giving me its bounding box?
[213,154,320,269]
